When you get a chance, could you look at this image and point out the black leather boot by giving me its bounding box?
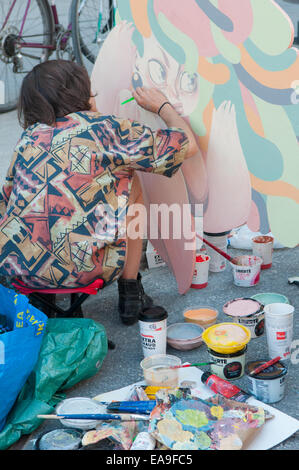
[118,273,153,325]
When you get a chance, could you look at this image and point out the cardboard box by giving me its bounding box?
[146,241,166,269]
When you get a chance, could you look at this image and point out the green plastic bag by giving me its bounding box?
[0,318,108,450]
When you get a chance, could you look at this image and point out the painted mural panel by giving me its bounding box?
[91,0,299,292]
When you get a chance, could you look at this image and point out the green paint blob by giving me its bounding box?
[175,409,209,428]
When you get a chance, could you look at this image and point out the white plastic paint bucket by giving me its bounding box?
[264,303,294,361]
[204,234,228,272]
[191,254,210,289]
[252,236,274,270]
[223,298,265,338]
[230,255,263,287]
[245,360,287,403]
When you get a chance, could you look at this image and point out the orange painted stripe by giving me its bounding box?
[130,0,151,38]
[240,44,299,90]
[197,57,230,85]
[250,173,299,204]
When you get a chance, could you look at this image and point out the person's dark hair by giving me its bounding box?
[18,59,94,129]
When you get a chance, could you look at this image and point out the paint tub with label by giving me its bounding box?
[138,307,168,358]
[183,306,218,329]
[204,233,228,272]
[231,255,263,287]
[252,236,274,269]
[223,298,265,338]
[191,254,210,289]
[208,346,247,380]
[202,323,251,380]
[245,360,288,403]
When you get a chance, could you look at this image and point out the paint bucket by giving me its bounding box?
[251,292,289,305]
[252,236,274,270]
[245,360,288,403]
[230,255,263,287]
[208,346,247,380]
[264,303,294,361]
[36,429,82,450]
[183,306,218,329]
[138,307,168,358]
[204,233,228,272]
[202,323,251,379]
[190,254,210,289]
[202,323,251,354]
[223,298,265,338]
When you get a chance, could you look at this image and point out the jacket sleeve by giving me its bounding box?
[100,116,189,178]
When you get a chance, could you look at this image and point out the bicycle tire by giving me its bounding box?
[71,0,114,67]
[0,0,54,113]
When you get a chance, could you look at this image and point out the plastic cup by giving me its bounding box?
[191,254,210,289]
[204,234,228,272]
[264,303,294,361]
[252,236,274,269]
[140,354,181,387]
[138,307,168,358]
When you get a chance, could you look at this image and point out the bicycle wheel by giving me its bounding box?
[71,0,115,71]
[0,0,54,113]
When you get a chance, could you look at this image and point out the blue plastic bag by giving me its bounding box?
[0,285,47,431]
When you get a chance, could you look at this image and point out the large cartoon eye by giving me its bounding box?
[180,72,198,94]
[132,71,143,90]
[148,59,167,86]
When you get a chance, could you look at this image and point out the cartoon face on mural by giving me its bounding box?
[91,0,299,292]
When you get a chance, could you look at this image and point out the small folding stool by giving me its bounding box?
[12,278,115,349]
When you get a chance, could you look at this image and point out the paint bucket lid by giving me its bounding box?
[36,429,82,450]
[251,293,289,305]
[223,298,264,318]
[245,360,288,380]
[202,323,251,354]
[139,306,168,322]
[56,397,106,430]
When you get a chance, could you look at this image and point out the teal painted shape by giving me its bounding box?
[284,104,299,137]
[147,0,186,65]
[244,39,298,72]
[117,0,134,22]
[212,57,284,181]
[195,0,234,32]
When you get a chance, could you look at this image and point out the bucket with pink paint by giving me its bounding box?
[223,297,265,338]
[264,303,294,361]
[191,254,210,289]
[252,236,274,270]
[230,255,263,287]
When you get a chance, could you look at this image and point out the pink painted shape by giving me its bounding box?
[218,0,253,45]
[154,0,219,56]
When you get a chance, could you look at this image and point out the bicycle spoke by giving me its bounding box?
[0,0,53,111]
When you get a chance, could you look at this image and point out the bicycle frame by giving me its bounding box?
[2,0,117,52]
[1,0,69,52]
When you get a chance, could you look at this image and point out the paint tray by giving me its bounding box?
[148,389,265,450]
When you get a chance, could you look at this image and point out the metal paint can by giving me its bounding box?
[245,360,288,403]
[208,346,247,380]
[223,298,265,338]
